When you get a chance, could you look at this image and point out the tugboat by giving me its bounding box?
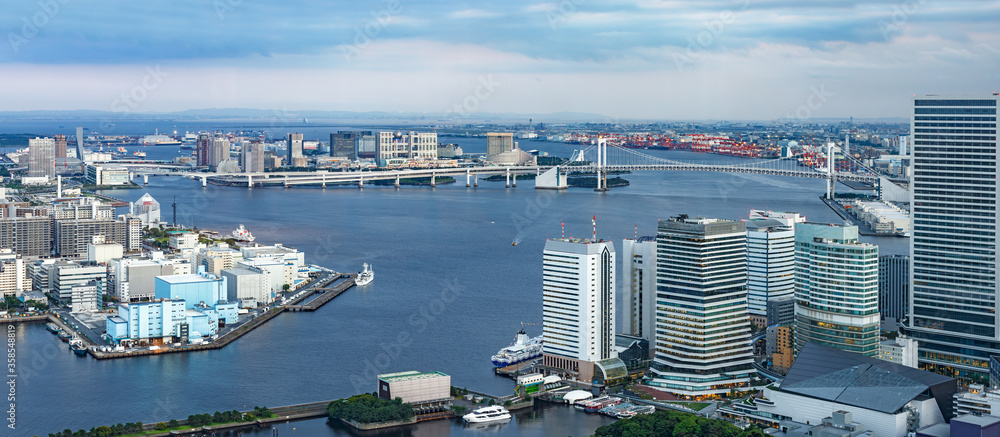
[57,330,72,342]
[46,323,60,333]
[356,263,374,286]
[69,337,88,356]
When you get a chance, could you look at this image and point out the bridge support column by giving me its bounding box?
[358,176,363,189]
[512,172,517,188]
[248,175,253,189]
[143,175,148,185]
[430,173,436,187]
[466,169,470,187]
[321,175,325,188]
[394,175,400,188]
[474,174,478,187]
[284,177,289,188]
[201,176,207,187]
[505,169,511,188]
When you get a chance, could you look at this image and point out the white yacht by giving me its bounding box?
[462,405,511,424]
[356,263,374,286]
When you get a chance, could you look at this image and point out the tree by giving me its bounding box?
[282,284,290,292]
[155,422,168,430]
[168,419,180,428]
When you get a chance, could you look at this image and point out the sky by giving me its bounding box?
[0,0,998,120]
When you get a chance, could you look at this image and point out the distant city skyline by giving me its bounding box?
[1,1,997,119]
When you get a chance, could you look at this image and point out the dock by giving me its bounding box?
[287,273,357,312]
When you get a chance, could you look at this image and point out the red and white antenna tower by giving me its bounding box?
[592,215,597,242]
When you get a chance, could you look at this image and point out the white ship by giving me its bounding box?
[462,406,511,424]
[356,263,374,286]
[231,224,255,242]
[491,329,542,367]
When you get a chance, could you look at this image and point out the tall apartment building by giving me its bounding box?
[210,137,230,170]
[0,249,28,298]
[794,223,879,356]
[908,95,1000,384]
[286,133,304,165]
[75,127,85,159]
[621,236,656,349]
[647,216,754,396]
[486,132,514,157]
[28,137,56,179]
[196,133,211,166]
[54,134,67,158]
[745,210,804,328]
[242,142,266,173]
[879,254,909,322]
[0,217,53,257]
[541,238,620,383]
[376,131,437,165]
[54,216,142,257]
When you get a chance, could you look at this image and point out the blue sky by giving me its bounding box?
[1,0,998,119]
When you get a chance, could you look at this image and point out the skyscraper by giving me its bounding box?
[647,216,754,396]
[286,133,303,165]
[908,95,1000,384]
[28,137,56,179]
[745,210,803,328]
[243,142,265,173]
[75,126,84,159]
[794,223,879,356]
[878,254,909,322]
[542,237,619,383]
[621,236,656,347]
[53,134,67,158]
[196,133,211,167]
[330,131,371,160]
[210,137,230,171]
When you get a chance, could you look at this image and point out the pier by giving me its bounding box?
[287,274,357,311]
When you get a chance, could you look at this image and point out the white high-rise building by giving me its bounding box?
[28,137,56,179]
[907,95,1000,384]
[210,137,230,170]
[0,249,27,298]
[745,210,804,328]
[621,236,656,349]
[794,223,879,356]
[542,237,618,383]
[648,216,754,396]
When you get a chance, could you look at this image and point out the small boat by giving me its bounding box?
[69,338,88,356]
[462,405,511,424]
[133,151,146,157]
[57,330,71,342]
[232,224,255,242]
[356,263,374,286]
[46,323,60,333]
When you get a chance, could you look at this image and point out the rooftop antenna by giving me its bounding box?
[592,215,597,242]
[561,222,565,239]
[634,225,637,240]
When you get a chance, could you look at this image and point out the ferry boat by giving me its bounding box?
[462,406,511,424]
[491,329,542,367]
[133,151,146,158]
[356,263,374,286]
[69,338,88,356]
[231,224,255,242]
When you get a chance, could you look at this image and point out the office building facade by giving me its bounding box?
[794,223,879,356]
[486,132,514,157]
[648,217,755,396]
[908,95,1000,384]
[286,133,304,165]
[541,238,617,383]
[879,254,909,322]
[745,210,803,327]
[376,131,437,165]
[196,133,211,166]
[621,236,656,346]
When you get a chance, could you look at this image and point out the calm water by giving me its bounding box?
[11,141,907,436]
